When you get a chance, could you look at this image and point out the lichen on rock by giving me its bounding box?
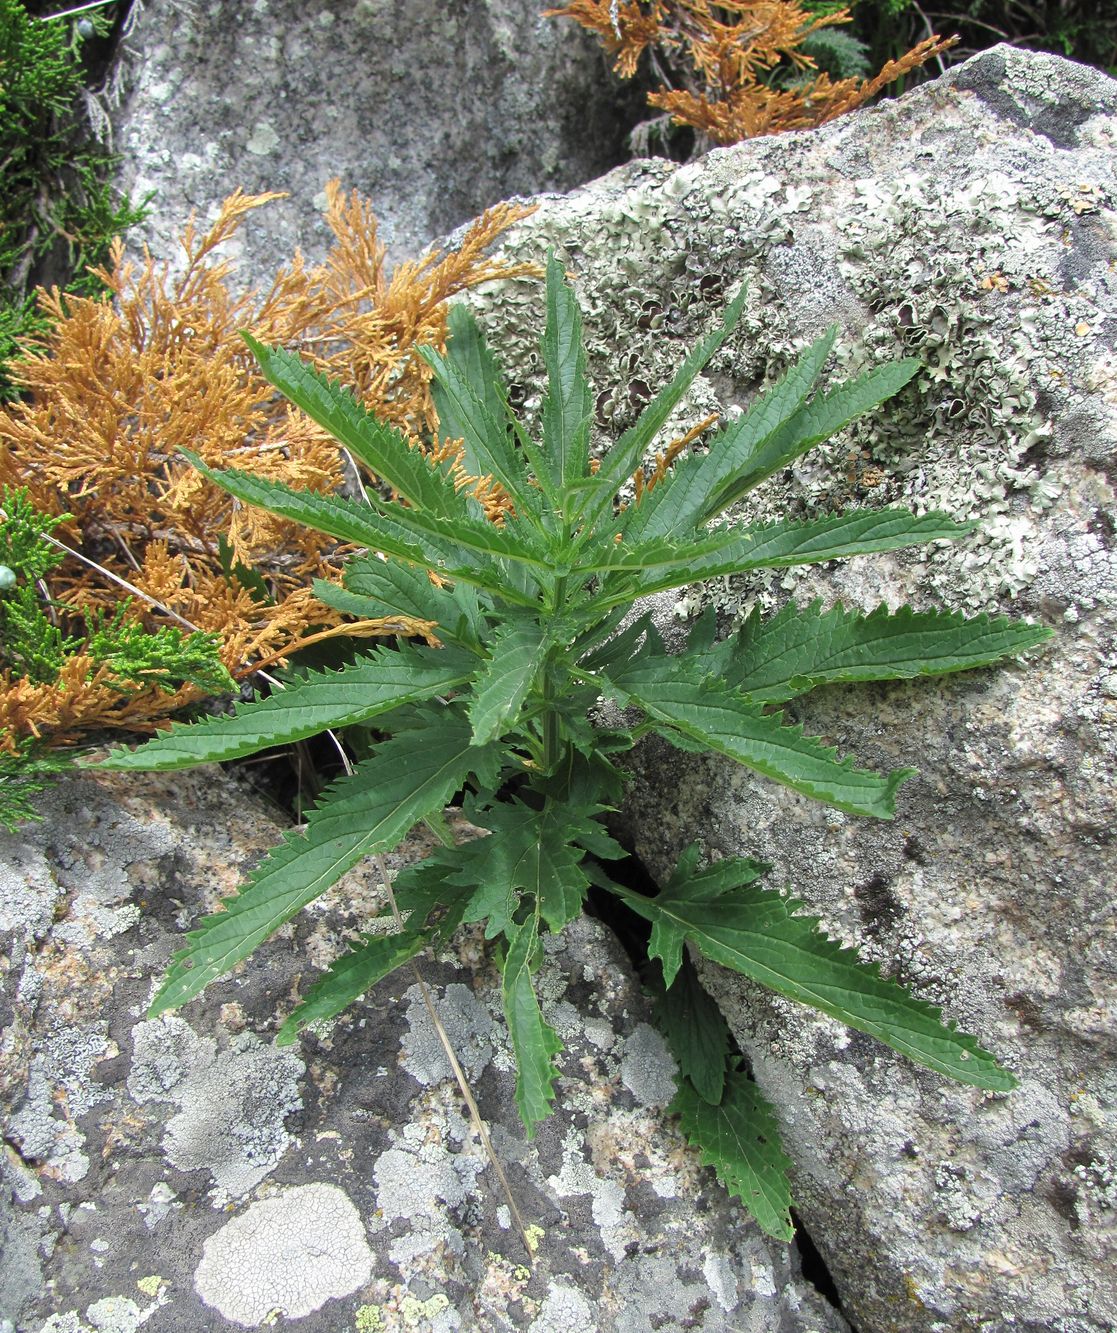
[193,1183,374,1326]
[128,1016,304,1206]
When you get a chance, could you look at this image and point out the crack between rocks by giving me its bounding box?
[3,1134,43,1173]
[791,1210,856,1328]
[585,836,855,1327]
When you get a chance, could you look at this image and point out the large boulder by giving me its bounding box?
[14,28,1115,1333]
[0,769,845,1332]
[460,43,1117,1333]
[108,0,638,279]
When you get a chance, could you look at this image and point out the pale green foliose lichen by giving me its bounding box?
[459,134,1113,625]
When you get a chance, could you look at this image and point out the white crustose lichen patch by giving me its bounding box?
[192,1183,373,1326]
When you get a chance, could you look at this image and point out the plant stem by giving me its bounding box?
[541,571,568,774]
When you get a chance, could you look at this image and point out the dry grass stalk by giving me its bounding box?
[633,410,720,502]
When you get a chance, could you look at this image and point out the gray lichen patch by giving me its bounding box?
[193,1183,373,1326]
[6,1023,117,1187]
[0,1189,45,1317]
[546,1127,635,1263]
[39,1299,144,1333]
[35,1288,173,1333]
[244,121,280,156]
[372,1127,486,1273]
[609,1251,751,1331]
[529,1283,597,1333]
[399,982,496,1086]
[127,1016,303,1205]
[618,1023,678,1108]
[0,843,61,944]
[0,776,175,997]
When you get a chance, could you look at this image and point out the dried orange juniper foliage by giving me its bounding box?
[546,0,956,145]
[0,183,537,748]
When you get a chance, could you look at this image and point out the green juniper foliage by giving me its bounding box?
[0,486,235,829]
[0,485,234,695]
[0,0,148,400]
[82,604,235,697]
[0,487,84,684]
[96,257,1050,1238]
[0,736,74,834]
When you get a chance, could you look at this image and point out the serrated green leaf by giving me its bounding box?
[434,307,560,517]
[460,871,520,941]
[326,552,486,648]
[587,509,976,616]
[540,252,593,499]
[585,509,977,604]
[216,534,274,605]
[653,955,731,1106]
[518,801,597,932]
[95,641,476,771]
[562,812,626,864]
[183,449,548,592]
[723,507,977,568]
[622,327,837,545]
[685,605,720,655]
[177,451,462,582]
[468,614,551,745]
[456,799,595,937]
[148,715,501,1015]
[243,333,466,520]
[610,855,1017,1090]
[701,358,922,521]
[724,600,1053,703]
[639,845,768,987]
[570,602,639,665]
[390,854,474,924]
[344,552,479,620]
[602,659,913,819]
[503,915,562,1136]
[276,930,426,1046]
[672,1068,794,1240]
[422,308,547,526]
[575,284,749,535]
[311,577,444,631]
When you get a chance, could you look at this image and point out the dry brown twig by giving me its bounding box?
[0,183,538,749]
[546,0,957,145]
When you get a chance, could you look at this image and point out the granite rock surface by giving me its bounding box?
[108,0,638,278]
[0,769,846,1332]
[460,43,1117,1333]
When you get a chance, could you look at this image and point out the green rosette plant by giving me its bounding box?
[96,256,1050,1238]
